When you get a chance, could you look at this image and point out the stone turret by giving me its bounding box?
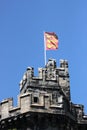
[19,59,71,100]
[0,59,87,130]
[59,59,70,100]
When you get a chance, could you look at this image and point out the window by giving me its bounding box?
[32,93,39,104]
[34,97,39,103]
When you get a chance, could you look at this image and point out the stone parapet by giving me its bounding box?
[0,59,87,129]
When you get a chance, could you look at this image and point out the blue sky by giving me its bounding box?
[0,1,87,113]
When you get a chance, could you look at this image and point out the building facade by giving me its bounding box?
[0,59,87,130]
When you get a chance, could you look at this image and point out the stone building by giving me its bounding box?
[0,59,87,130]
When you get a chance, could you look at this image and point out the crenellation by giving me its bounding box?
[9,106,20,117]
[60,59,68,68]
[26,67,34,79]
[46,59,56,69]
[1,98,12,119]
[38,68,43,79]
[19,67,34,92]
[0,59,87,129]
[20,93,31,113]
[74,104,84,120]
[41,68,47,81]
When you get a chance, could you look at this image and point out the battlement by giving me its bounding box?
[19,59,70,100]
[0,59,87,129]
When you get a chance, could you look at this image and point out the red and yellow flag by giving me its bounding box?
[44,32,58,50]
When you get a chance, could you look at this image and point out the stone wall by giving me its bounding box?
[0,59,87,129]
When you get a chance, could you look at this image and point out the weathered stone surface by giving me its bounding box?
[0,59,87,129]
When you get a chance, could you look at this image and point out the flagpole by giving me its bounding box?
[44,32,46,65]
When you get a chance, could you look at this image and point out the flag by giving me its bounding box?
[44,32,58,50]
